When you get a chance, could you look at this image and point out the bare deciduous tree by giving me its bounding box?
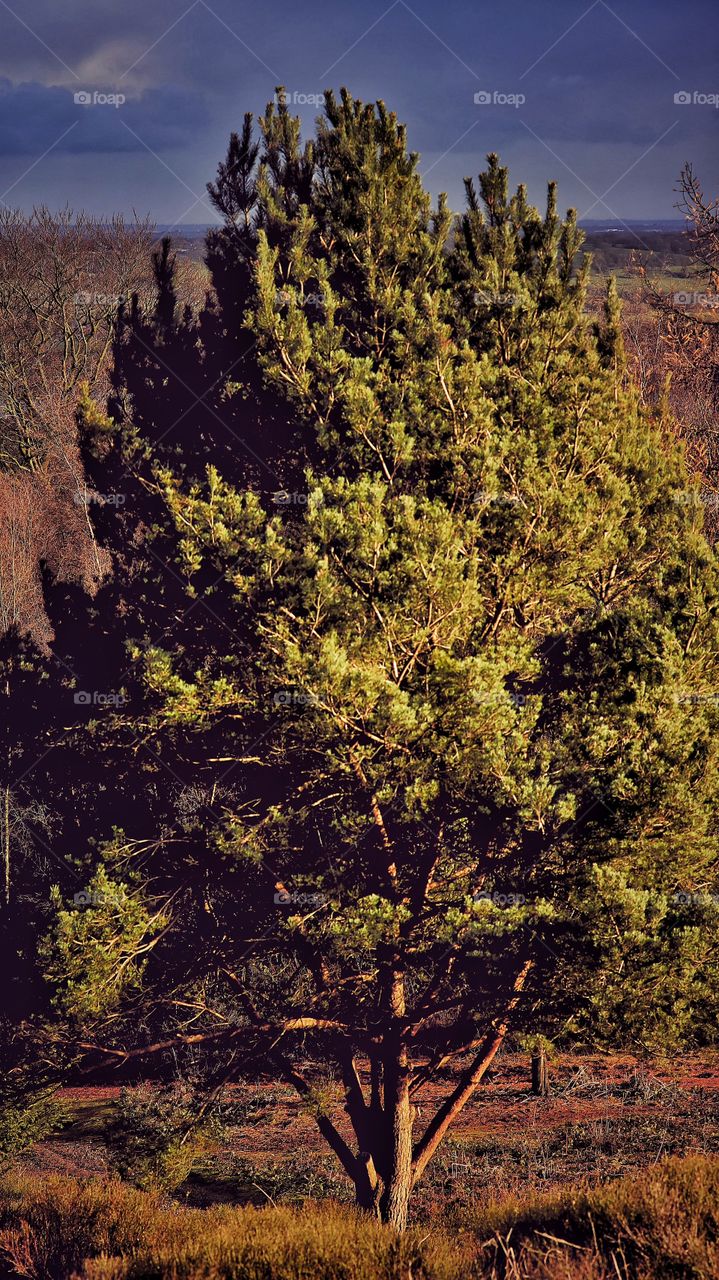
[627,166,719,534]
[0,208,153,647]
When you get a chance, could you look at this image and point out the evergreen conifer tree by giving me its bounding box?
[46,93,719,1230]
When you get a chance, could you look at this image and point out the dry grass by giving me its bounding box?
[412,1068,719,1223]
[0,1173,448,1280]
[469,1153,719,1278]
[1,1155,719,1279]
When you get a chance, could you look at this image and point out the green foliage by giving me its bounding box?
[42,866,168,1022]
[127,91,719,1060]
[0,1019,68,1174]
[75,379,116,446]
[0,1089,66,1173]
[43,90,719,1222]
[568,866,719,1051]
[105,1082,211,1191]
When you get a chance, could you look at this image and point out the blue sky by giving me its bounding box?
[0,0,716,222]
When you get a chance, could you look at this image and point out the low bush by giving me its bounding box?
[0,1172,166,1279]
[0,1090,67,1174]
[104,1082,212,1191]
[0,1174,445,1280]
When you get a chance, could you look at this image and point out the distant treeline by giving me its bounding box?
[581,229,691,271]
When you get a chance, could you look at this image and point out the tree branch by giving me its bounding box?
[411,958,532,1183]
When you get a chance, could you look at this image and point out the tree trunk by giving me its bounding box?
[378,960,414,1231]
[354,1152,382,1218]
[531,1049,549,1096]
[3,782,9,907]
[379,1048,413,1229]
[412,959,533,1184]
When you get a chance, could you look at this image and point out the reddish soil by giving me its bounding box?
[26,1052,719,1183]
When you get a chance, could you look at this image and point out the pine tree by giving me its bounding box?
[47,93,719,1230]
[151,237,178,334]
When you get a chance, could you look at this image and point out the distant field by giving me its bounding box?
[149,226,700,330]
[159,227,699,298]
[582,228,697,302]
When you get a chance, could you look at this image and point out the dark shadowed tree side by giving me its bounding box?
[0,98,325,1056]
[43,93,719,1230]
[0,212,160,1145]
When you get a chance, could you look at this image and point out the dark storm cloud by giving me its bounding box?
[0,0,717,217]
[0,79,210,153]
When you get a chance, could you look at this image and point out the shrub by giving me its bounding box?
[0,1172,165,1280]
[0,1174,448,1280]
[0,1091,67,1173]
[105,1082,211,1191]
[205,1152,353,1206]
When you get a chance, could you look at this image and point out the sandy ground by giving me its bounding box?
[23,1052,719,1186]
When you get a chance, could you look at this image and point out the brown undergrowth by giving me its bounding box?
[1,1155,718,1279]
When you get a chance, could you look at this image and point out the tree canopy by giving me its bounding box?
[17,91,719,1230]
